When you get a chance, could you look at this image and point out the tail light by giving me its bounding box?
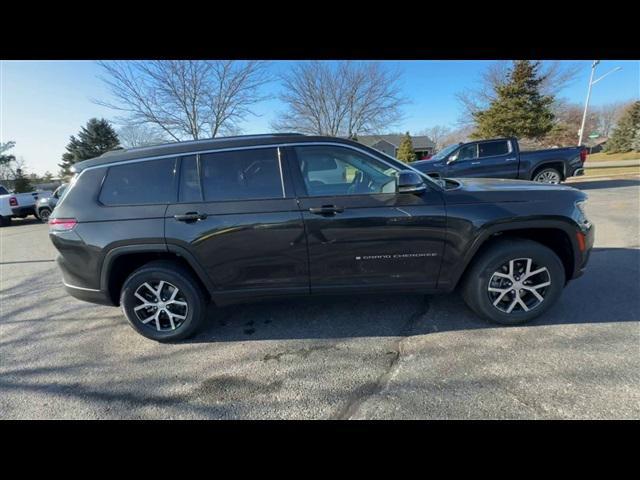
[580,148,587,163]
[48,218,77,232]
[9,196,18,207]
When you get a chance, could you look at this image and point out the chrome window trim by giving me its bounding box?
[72,141,442,192]
[276,147,286,198]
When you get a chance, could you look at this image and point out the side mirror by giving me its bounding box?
[397,170,427,194]
[446,153,458,164]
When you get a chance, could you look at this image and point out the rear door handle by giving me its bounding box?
[174,212,208,222]
[471,161,480,165]
[309,205,345,216]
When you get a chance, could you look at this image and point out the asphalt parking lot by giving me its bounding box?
[1,175,639,419]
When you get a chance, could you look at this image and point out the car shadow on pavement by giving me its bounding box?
[1,217,43,228]
[187,247,640,344]
[570,178,640,191]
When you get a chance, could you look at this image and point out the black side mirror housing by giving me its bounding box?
[396,170,427,194]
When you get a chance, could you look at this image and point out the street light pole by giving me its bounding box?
[578,61,599,147]
[578,61,622,146]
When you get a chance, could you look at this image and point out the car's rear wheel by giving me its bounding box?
[38,208,51,223]
[120,260,207,342]
[533,168,562,184]
[461,239,565,325]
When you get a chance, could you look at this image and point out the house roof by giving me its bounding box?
[357,134,435,150]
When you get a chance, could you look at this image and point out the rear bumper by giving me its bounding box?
[11,206,36,217]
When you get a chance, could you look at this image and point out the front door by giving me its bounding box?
[287,144,446,293]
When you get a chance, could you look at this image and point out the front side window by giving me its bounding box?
[479,140,510,157]
[99,158,177,205]
[200,148,283,202]
[294,146,398,197]
[457,144,478,161]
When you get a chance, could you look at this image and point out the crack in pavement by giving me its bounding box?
[0,260,55,265]
[331,296,431,420]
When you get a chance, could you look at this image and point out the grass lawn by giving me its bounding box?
[587,151,640,162]
[583,166,640,177]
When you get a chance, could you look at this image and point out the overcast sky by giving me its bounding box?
[1,60,638,175]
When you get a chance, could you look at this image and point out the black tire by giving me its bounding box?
[461,238,565,325]
[38,208,51,223]
[120,260,207,342]
[532,167,562,184]
[0,215,11,227]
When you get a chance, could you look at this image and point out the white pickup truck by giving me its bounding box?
[0,184,53,226]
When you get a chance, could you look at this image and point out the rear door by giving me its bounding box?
[287,144,446,293]
[164,147,309,298]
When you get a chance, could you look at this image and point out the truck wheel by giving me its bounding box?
[461,239,565,325]
[120,260,207,342]
[532,168,562,184]
[0,215,11,227]
[38,208,52,223]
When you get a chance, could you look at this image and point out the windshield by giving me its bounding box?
[430,144,460,161]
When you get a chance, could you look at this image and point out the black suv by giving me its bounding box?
[49,134,594,342]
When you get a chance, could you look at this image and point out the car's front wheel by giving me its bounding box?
[120,260,207,342]
[461,239,565,325]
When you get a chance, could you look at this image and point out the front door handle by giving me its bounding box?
[174,212,208,222]
[309,205,345,216]
[505,157,517,162]
[471,161,480,165]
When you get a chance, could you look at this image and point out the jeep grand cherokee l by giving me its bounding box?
[49,134,594,342]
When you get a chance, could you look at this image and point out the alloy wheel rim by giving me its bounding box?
[488,258,551,314]
[534,170,561,184]
[133,281,188,331]
[40,210,50,221]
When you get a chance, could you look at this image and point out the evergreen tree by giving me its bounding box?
[396,132,416,162]
[13,168,33,193]
[59,118,120,176]
[632,126,640,153]
[472,60,555,140]
[605,101,640,153]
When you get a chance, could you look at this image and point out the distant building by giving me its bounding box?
[356,134,436,159]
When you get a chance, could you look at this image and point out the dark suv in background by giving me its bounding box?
[49,134,593,342]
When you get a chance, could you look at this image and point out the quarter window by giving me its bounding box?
[99,158,177,205]
[200,148,283,202]
[294,146,398,197]
[479,140,510,157]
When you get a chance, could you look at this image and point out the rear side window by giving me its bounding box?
[99,158,177,205]
[0,186,8,195]
[479,141,510,157]
[200,148,283,202]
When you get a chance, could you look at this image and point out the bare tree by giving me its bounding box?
[95,60,271,141]
[595,100,635,138]
[457,60,581,125]
[117,124,168,148]
[439,125,475,146]
[272,61,406,137]
[417,125,452,150]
